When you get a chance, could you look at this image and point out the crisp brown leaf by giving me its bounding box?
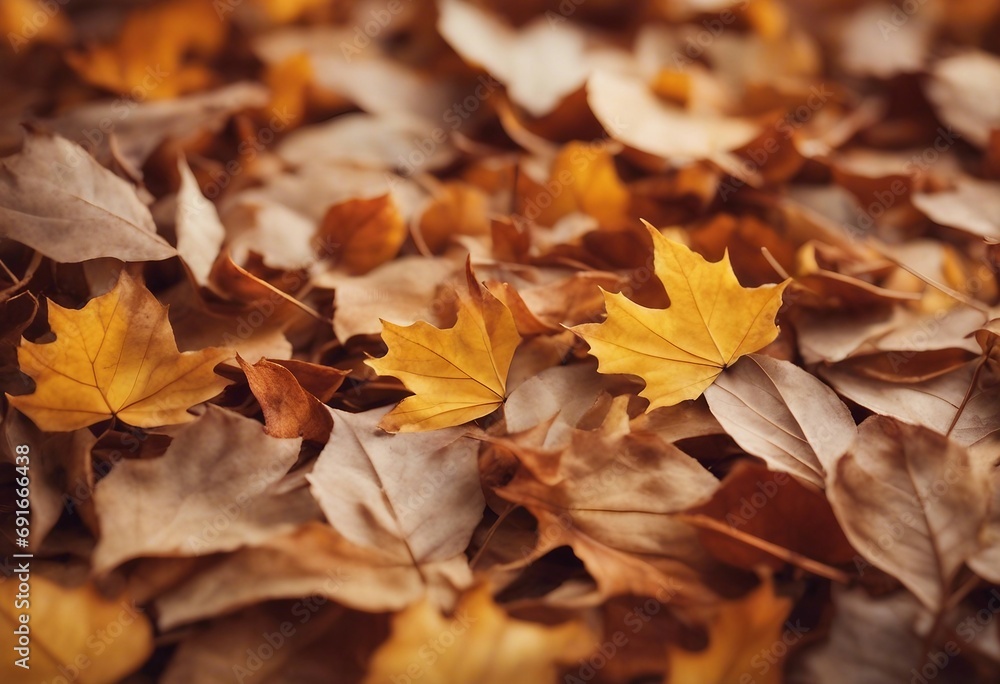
[0,132,174,263]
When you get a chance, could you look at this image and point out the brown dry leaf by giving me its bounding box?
[0,576,153,684]
[587,69,760,167]
[0,132,174,263]
[319,254,461,341]
[666,577,794,684]
[8,272,232,431]
[315,193,407,275]
[161,598,377,684]
[497,396,719,602]
[363,584,594,684]
[913,177,1000,242]
[685,461,856,575]
[437,0,599,118]
[827,416,991,611]
[276,111,457,172]
[820,360,1000,446]
[175,157,226,285]
[415,182,491,253]
[152,522,449,628]
[1,409,90,549]
[703,354,856,488]
[789,587,937,684]
[969,467,1000,584]
[238,355,337,443]
[838,3,934,78]
[502,361,639,449]
[925,51,1000,148]
[91,405,315,573]
[366,263,522,432]
[307,405,483,606]
[43,83,269,169]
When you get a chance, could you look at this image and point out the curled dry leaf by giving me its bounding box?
[574,221,788,410]
[315,193,407,275]
[366,262,522,432]
[8,272,233,431]
[43,82,270,169]
[175,157,226,286]
[238,355,340,443]
[820,360,1000,446]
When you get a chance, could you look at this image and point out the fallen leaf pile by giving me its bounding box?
[2,1,1000,682]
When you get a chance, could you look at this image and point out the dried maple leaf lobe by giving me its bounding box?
[574,221,789,410]
[365,262,521,433]
[8,273,233,431]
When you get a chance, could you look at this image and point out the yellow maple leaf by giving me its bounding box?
[363,585,593,684]
[0,576,153,684]
[7,273,232,431]
[573,221,789,410]
[667,578,794,684]
[365,263,521,433]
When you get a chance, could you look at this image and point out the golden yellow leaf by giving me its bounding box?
[365,263,521,432]
[253,0,330,23]
[7,272,232,431]
[66,0,226,100]
[667,578,794,684]
[416,182,491,253]
[363,585,593,684]
[263,53,313,129]
[0,0,70,49]
[0,576,153,684]
[527,141,630,228]
[315,194,407,275]
[573,221,789,410]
